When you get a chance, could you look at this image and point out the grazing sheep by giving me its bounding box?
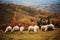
[28,26,34,32]
[28,25,39,32]
[41,24,55,31]
[47,24,55,29]
[11,25,19,33]
[20,26,24,33]
[41,25,47,31]
[34,25,39,32]
[5,26,12,33]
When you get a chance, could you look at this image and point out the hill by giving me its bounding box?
[0,3,60,24]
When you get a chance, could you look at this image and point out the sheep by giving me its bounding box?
[47,24,55,29]
[41,25,47,31]
[28,25,39,32]
[41,24,55,31]
[34,25,39,32]
[11,25,19,33]
[5,26,12,33]
[20,26,24,33]
[28,26,34,32]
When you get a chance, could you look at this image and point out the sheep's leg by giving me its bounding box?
[11,29,14,33]
[41,28,43,31]
[41,27,44,31]
[52,26,55,29]
[45,27,47,31]
[41,27,43,31]
[28,28,31,32]
[20,29,23,33]
[34,28,37,32]
[5,28,8,33]
[20,30,23,34]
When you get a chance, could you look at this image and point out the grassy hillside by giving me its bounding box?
[0,3,60,24]
[0,3,38,24]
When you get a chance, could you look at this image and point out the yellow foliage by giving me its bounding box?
[17,17,31,25]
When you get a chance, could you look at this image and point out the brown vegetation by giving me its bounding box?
[0,3,60,28]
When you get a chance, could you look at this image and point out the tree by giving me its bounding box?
[47,16,50,24]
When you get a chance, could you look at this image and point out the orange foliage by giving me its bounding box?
[17,17,31,25]
[30,22,37,26]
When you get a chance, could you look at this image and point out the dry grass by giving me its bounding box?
[0,28,60,40]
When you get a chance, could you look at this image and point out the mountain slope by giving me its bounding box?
[0,3,60,24]
[0,3,39,24]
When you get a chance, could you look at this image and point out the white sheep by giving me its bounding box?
[20,26,24,33]
[47,24,55,29]
[41,25,47,31]
[28,25,39,32]
[11,25,19,33]
[34,25,39,32]
[28,26,34,32]
[41,24,55,31]
[5,26,12,33]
